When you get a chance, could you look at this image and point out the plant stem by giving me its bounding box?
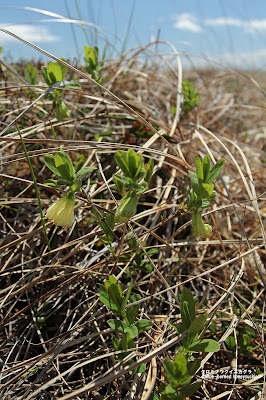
[17,125,51,252]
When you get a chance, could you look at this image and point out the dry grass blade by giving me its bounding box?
[0,21,265,400]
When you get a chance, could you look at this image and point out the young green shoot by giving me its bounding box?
[159,287,220,400]
[188,154,225,238]
[182,80,200,113]
[41,58,79,120]
[83,45,103,83]
[114,149,154,223]
[99,276,152,368]
[43,149,95,227]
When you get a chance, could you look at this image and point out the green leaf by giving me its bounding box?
[71,181,81,192]
[99,277,123,315]
[171,105,177,115]
[182,301,193,330]
[194,183,214,199]
[44,154,59,175]
[115,149,146,182]
[179,381,202,398]
[187,359,201,376]
[135,181,148,195]
[195,196,216,209]
[189,171,199,191]
[188,314,207,337]
[202,155,210,183]
[124,325,138,339]
[54,151,74,180]
[47,62,63,84]
[127,148,139,179]
[201,183,214,196]
[55,100,70,121]
[239,333,252,352]
[112,334,120,351]
[140,262,153,273]
[63,82,80,89]
[164,354,192,388]
[150,391,160,400]
[97,212,115,240]
[135,319,152,334]
[84,46,98,68]
[183,314,207,348]
[205,159,225,184]
[127,149,146,181]
[58,58,67,80]
[170,322,186,335]
[113,174,125,195]
[100,235,113,245]
[108,285,123,315]
[225,335,236,350]
[161,384,177,400]
[244,325,256,337]
[135,165,146,182]
[126,293,141,325]
[99,284,118,313]
[173,354,192,387]
[134,363,146,374]
[209,323,217,334]
[105,275,118,287]
[24,62,38,85]
[121,332,135,354]
[144,158,154,182]
[75,155,84,172]
[194,155,203,181]
[126,236,138,251]
[121,280,133,314]
[113,173,131,187]
[56,178,72,186]
[146,248,159,255]
[180,287,196,329]
[107,319,127,333]
[43,179,58,187]
[99,284,111,308]
[76,166,95,179]
[41,66,51,86]
[182,80,200,113]
[188,339,220,352]
[115,151,131,177]
[163,359,179,388]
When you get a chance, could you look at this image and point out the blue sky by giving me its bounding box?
[0,0,266,69]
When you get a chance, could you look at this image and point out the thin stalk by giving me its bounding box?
[64,0,81,60]
[50,122,60,147]
[120,0,136,56]
[75,0,90,45]
[17,125,51,252]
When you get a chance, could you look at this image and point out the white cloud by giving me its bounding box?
[245,19,266,33]
[205,16,266,33]
[173,13,202,33]
[0,24,60,44]
[205,17,242,27]
[173,13,266,34]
